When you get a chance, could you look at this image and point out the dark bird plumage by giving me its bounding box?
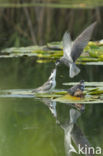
[32,68,56,93]
[67,80,85,98]
[56,22,97,78]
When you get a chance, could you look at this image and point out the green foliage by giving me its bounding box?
[1,41,103,65]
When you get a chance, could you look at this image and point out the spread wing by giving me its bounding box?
[63,32,72,59]
[71,21,97,62]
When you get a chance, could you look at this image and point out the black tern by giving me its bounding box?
[32,68,56,93]
[56,22,97,78]
[67,80,85,97]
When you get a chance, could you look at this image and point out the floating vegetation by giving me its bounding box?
[86,41,103,60]
[1,40,103,65]
[0,85,103,103]
[88,89,103,95]
[63,82,103,87]
[0,89,34,98]
[53,94,95,104]
[63,82,103,95]
[54,95,103,104]
[34,91,66,98]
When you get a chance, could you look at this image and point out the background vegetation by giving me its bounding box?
[0,0,103,49]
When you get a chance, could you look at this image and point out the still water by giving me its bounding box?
[0,57,103,156]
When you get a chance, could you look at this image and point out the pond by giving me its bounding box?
[0,0,103,156]
[0,57,103,156]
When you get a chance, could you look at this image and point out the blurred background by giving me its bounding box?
[0,0,103,50]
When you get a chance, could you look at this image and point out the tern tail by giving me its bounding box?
[69,63,80,78]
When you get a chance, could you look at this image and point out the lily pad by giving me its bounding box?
[63,82,103,87]
[47,41,63,50]
[0,40,103,65]
[34,90,67,98]
[53,94,103,104]
[0,89,103,103]
[63,82,103,97]
[54,94,82,102]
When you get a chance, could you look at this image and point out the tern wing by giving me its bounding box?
[35,81,52,92]
[68,85,79,95]
[71,21,97,62]
[63,32,72,59]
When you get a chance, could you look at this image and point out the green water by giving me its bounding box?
[0,58,103,156]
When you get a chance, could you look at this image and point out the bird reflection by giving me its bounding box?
[42,98,82,155]
[57,106,94,156]
[41,98,93,156]
[59,108,81,156]
[41,98,57,119]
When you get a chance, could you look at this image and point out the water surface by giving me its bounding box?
[0,57,103,156]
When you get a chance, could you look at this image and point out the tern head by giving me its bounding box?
[79,80,85,91]
[80,80,84,84]
[49,68,56,81]
[55,59,60,67]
